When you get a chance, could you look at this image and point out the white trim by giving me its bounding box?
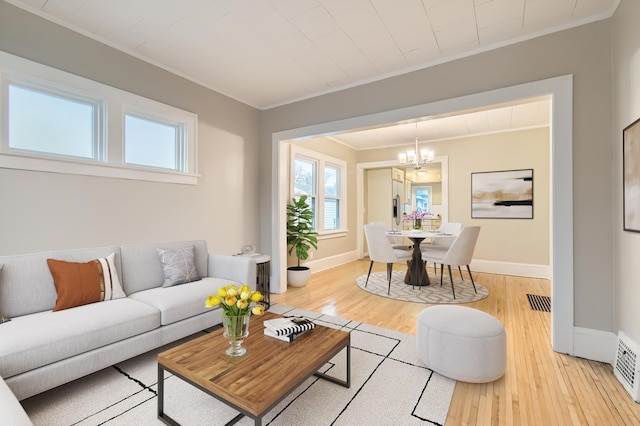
[0,153,199,185]
[273,75,573,356]
[469,259,551,279]
[573,327,617,364]
[302,250,360,276]
[290,144,347,234]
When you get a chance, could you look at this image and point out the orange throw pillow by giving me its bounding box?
[47,253,125,311]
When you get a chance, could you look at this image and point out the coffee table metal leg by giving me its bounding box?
[158,365,181,426]
[158,363,262,426]
[313,343,351,388]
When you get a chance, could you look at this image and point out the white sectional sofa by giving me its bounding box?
[0,239,257,418]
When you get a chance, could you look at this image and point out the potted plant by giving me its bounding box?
[286,195,318,287]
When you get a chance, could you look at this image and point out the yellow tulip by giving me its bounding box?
[240,290,251,301]
[217,287,227,297]
[250,291,264,302]
[237,299,249,310]
[226,286,239,297]
[252,305,265,315]
[239,285,250,294]
[205,295,221,308]
[224,295,237,306]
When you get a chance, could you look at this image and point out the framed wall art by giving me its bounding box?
[471,169,533,219]
[623,117,640,232]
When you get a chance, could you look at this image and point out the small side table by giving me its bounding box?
[239,254,270,310]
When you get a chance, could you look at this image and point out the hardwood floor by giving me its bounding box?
[271,259,640,425]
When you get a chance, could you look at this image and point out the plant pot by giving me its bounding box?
[287,266,311,287]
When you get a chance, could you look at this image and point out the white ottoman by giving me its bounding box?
[416,305,506,383]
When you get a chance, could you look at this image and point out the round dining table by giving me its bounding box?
[386,230,457,287]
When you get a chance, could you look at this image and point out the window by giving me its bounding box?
[0,51,198,184]
[413,186,433,213]
[324,165,340,230]
[291,145,346,235]
[125,114,183,171]
[8,83,103,160]
[293,157,316,227]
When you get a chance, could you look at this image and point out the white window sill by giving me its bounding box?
[0,153,199,185]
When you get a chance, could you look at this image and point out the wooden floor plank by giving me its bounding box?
[270,259,640,425]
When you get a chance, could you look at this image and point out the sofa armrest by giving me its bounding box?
[208,254,257,290]
[0,376,33,426]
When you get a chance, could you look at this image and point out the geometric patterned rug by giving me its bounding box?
[356,270,489,304]
[22,304,456,425]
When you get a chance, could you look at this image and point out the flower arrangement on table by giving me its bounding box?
[205,284,265,356]
[402,209,432,221]
[403,209,432,230]
[205,284,265,316]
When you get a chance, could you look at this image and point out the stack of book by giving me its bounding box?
[263,316,315,342]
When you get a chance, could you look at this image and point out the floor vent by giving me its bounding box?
[526,294,550,312]
[614,332,640,402]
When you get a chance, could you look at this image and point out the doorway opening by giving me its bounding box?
[271,75,573,354]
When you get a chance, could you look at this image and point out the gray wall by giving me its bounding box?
[613,0,640,346]
[0,2,262,256]
[261,21,613,332]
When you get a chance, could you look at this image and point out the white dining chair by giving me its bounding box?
[369,221,410,250]
[421,226,481,299]
[422,222,464,273]
[421,222,463,246]
[364,223,412,294]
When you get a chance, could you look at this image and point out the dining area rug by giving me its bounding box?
[356,270,489,304]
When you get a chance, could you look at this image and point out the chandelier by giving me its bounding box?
[398,123,434,170]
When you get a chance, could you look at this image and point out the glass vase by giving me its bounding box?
[222,312,251,356]
[413,218,422,230]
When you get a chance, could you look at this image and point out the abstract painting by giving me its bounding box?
[471,169,533,219]
[624,117,640,232]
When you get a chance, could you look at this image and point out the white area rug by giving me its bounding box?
[22,304,455,426]
[357,270,489,304]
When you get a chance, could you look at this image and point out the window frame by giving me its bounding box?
[0,51,198,185]
[412,185,433,213]
[290,145,347,238]
[6,79,107,162]
[323,163,341,231]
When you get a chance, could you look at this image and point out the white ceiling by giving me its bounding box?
[325,95,550,150]
[6,0,618,110]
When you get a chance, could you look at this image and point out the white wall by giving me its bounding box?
[613,0,640,345]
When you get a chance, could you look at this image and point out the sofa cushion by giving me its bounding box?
[47,252,125,311]
[128,277,234,325]
[0,246,122,318]
[0,298,160,379]
[120,240,208,295]
[157,246,199,287]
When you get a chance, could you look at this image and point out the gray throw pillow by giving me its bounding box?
[157,246,199,287]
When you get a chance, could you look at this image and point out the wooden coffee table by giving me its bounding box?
[157,311,350,426]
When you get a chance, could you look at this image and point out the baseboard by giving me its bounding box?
[304,254,548,279]
[573,327,617,364]
[470,259,551,279]
[305,250,360,274]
